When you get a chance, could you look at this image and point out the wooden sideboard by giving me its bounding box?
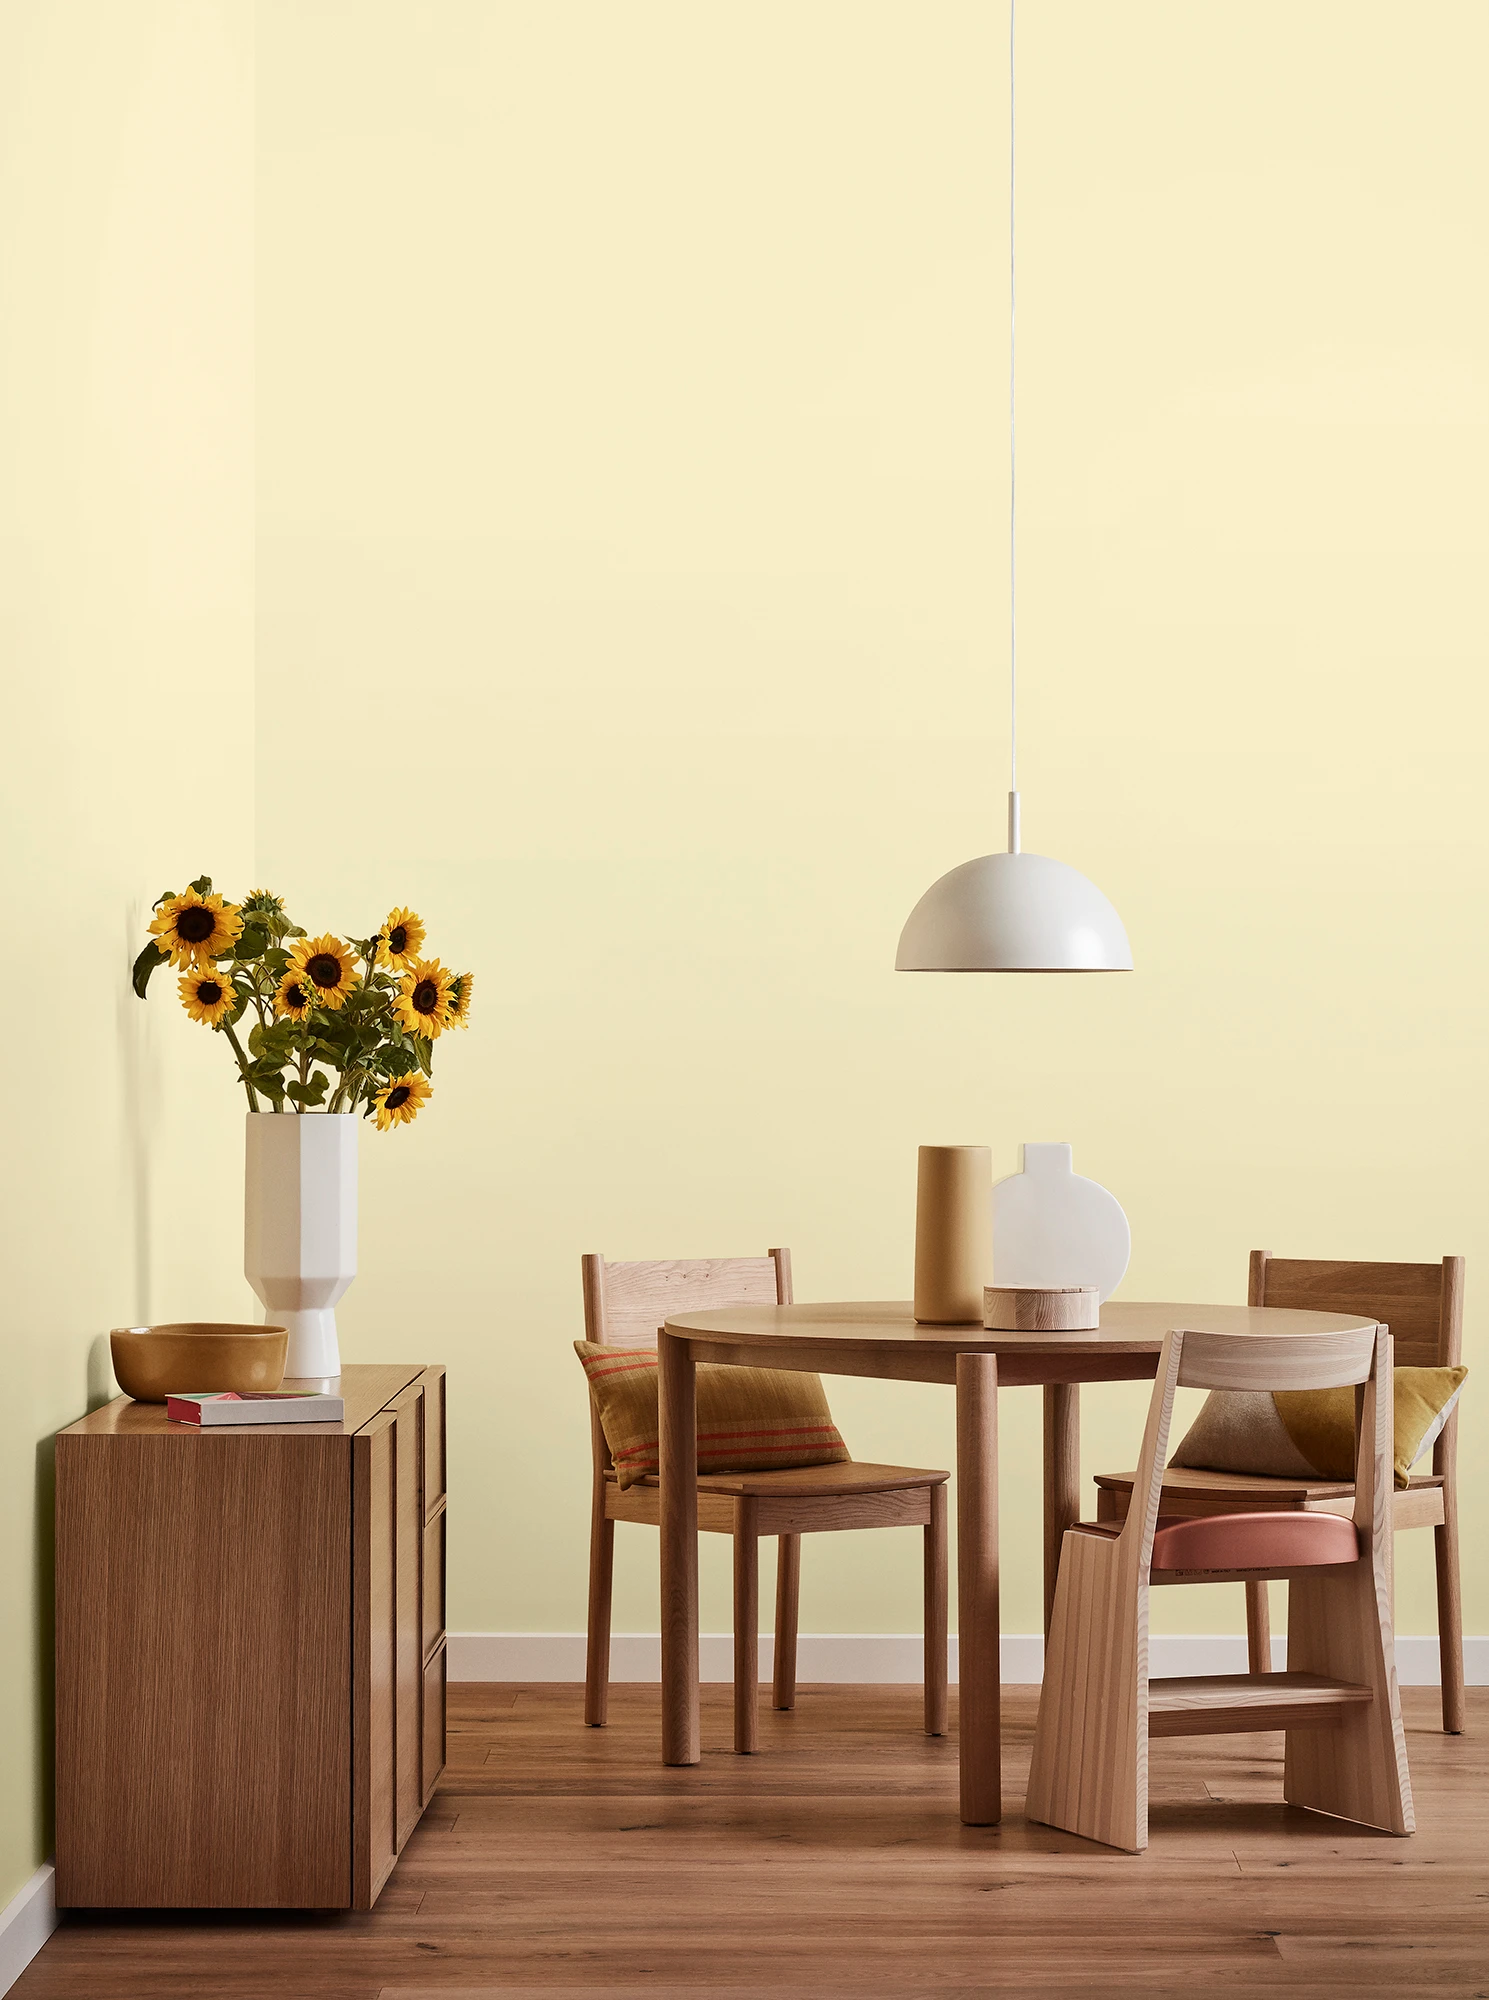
[54,1363,447,1909]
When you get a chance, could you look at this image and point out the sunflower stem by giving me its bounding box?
[221,1019,262,1112]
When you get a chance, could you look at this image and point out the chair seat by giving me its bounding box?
[606,1460,948,1498]
[1150,1509,1360,1572]
[1094,1464,1444,1510]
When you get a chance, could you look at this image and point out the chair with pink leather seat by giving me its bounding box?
[1093,1251,1465,1731]
[1026,1321,1413,1853]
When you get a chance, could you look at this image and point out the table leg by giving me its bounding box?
[956,1352,1000,1826]
[659,1329,700,1765]
[1042,1383,1080,1638]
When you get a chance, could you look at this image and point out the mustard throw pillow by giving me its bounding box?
[575,1342,850,1488]
[1170,1366,1466,1491]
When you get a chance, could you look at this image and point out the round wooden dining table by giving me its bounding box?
[656,1297,1381,1825]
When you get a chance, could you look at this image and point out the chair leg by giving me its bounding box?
[924,1483,948,1737]
[1026,1531,1146,1852]
[772,1533,800,1710]
[584,1501,615,1727]
[1245,1579,1272,1674]
[1284,1564,1413,1835]
[734,1500,759,1753]
[1435,1488,1465,1734]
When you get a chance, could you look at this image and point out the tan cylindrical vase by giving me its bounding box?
[914,1144,993,1325]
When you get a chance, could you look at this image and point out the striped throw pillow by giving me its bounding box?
[575,1342,850,1489]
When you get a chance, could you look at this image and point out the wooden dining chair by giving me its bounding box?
[1028,1321,1413,1852]
[1094,1254,1465,1731]
[581,1249,949,1753]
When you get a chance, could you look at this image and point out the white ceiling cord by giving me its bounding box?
[1008,0,1019,853]
[893,0,1132,972]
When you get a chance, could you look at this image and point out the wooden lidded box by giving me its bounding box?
[54,1363,446,1910]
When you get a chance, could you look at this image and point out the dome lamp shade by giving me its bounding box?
[896,841,1132,973]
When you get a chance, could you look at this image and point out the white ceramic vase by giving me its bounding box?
[990,1142,1131,1302]
[243,1111,358,1382]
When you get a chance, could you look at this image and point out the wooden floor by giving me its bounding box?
[18,1684,1487,1999]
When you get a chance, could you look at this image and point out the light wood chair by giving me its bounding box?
[1094,1253,1465,1731]
[1028,1321,1414,1853]
[581,1249,950,1753]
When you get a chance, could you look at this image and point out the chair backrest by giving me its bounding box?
[1122,1323,1392,1576]
[1250,1251,1463,1368]
[1176,1326,1378,1394]
[579,1249,794,1479]
[580,1249,793,1349]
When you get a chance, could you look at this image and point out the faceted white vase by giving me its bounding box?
[244,1111,358,1382]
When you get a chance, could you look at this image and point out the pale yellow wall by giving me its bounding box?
[8,0,1476,1926]
[255,0,1487,1654]
[0,1,254,1905]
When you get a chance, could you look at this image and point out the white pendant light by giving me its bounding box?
[896,3,1132,975]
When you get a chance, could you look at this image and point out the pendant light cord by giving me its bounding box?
[1007,0,1020,853]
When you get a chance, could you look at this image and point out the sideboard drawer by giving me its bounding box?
[422,1643,447,1808]
[423,1509,446,1659]
[423,1364,446,1515]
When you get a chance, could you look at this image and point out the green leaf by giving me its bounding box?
[381,1044,419,1077]
[236,926,270,960]
[131,941,168,998]
[248,1023,267,1057]
[152,887,177,911]
[416,1036,433,1076]
[285,1074,330,1106]
[188,875,213,895]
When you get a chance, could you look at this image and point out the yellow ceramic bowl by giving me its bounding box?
[109,1323,289,1403]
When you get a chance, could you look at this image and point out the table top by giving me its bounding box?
[664,1298,1378,1359]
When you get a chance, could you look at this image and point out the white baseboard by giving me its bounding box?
[0,1865,55,1999]
[448,1630,1486,1686]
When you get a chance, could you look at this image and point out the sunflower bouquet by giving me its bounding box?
[132,879,472,1131]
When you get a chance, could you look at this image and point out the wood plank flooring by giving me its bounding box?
[16,1684,1487,1999]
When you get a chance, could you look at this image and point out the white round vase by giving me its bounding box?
[990,1142,1130,1303]
[244,1111,358,1383]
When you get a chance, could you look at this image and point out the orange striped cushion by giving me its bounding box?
[575,1343,850,1489]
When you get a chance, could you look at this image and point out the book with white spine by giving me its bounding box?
[166,1391,345,1426]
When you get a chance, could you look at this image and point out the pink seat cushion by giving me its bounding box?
[1150,1509,1359,1573]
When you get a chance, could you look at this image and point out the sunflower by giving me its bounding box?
[446,971,474,1028]
[393,958,456,1039]
[372,1071,431,1132]
[274,972,314,1022]
[149,889,242,968]
[376,907,426,971]
[179,967,237,1027]
[288,934,358,1010]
